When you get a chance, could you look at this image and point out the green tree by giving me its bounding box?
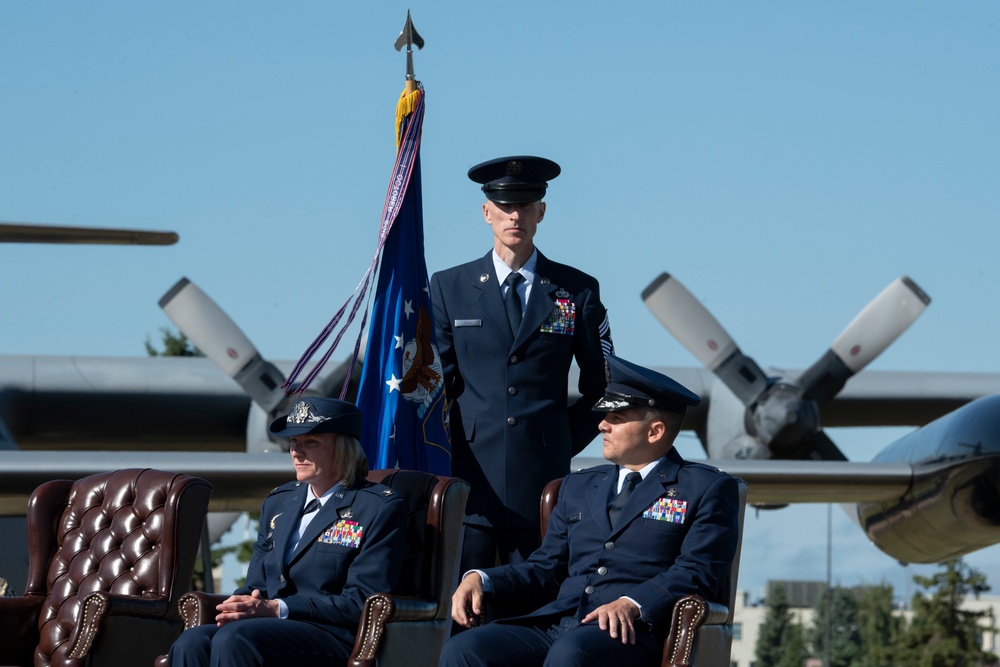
[894,559,999,667]
[855,583,901,667]
[809,586,862,667]
[145,326,202,357]
[777,621,809,667]
[757,584,807,667]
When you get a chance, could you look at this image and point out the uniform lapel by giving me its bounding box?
[586,468,616,535]
[611,454,682,536]
[288,483,359,565]
[514,259,558,350]
[471,253,514,344]
[272,484,307,566]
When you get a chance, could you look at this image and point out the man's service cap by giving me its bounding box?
[468,155,561,204]
[269,397,363,439]
[593,355,701,415]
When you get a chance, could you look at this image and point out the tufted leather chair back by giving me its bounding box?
[24,468,212,667]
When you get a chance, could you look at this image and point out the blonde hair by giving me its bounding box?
[332,434,369,488]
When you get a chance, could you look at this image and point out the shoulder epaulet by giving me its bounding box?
[569,464,614,481]
[360,483,398,500]
[683,460,733,477]
[267,481,301,496]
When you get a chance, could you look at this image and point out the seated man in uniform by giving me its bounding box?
[439,355,741,667]
[169,397,408,667]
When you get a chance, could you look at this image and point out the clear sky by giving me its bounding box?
[3,2,999,601]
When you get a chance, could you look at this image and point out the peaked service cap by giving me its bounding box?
[468,155,560,204]
[593,355,701,415]
[269,397,363,440]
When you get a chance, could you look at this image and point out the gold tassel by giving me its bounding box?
[395,88,422,150]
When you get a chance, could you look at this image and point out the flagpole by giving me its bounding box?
[395,10,424,94]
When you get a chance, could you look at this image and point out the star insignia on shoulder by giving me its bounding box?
[383,489,394,496]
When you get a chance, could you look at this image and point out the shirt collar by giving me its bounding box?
[616,458,664,492]
[492,248,538,286]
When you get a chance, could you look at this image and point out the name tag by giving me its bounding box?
[455,319,482,327]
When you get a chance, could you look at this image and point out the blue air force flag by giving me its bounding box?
[356,87,451,475]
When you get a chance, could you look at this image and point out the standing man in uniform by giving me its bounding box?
[430,156,613,576]
[439,356,741,667]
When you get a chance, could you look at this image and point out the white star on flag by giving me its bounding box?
[394,334,404,350]
[386,374,402,393]
[404,300,414,319]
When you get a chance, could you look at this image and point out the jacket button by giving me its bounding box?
[509,356,518,364]
[604,541,615,550]
[597,566,608,575]
[507,417,517,426]
[279,575,285,584]
[507,387,517,395]
[584,586,595,595]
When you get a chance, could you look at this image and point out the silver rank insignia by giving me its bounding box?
[288,401,331,425]
[383,489,394,496]
[340,508,355,519]
[666,488,679,497]
[555,288,570,298]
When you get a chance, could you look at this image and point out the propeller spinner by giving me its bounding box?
[642,274,930,461]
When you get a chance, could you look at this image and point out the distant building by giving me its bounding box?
[727,582,1000,667]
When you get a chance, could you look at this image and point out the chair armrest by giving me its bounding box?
[67,590,172,659]
[178,591,229,630]
[662,594,708,667]
[386,594,439,622]
[703,600,731,626]
[349,593,395,667]
[347,592,440,667]
[0,595,45,665]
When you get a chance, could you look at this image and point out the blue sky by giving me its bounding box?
[3,2,999,600]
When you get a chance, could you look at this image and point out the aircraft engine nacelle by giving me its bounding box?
[856,394,1000,564]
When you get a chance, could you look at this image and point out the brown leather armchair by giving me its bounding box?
[538,476,749,667]
[158,469,468,667]
[0,468,212,667]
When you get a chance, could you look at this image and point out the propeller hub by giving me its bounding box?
[747,382,821,457]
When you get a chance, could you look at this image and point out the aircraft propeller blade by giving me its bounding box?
[159,278,287,414]
[0,221,178,245]
[643,272,930,463]
[642,272,769,405]
[799,276,931,405]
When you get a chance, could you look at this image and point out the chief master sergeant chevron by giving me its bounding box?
[430,155,614,575]
[439,355,741,667]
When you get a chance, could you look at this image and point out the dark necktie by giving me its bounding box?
[503,272,524,336]
[302,498,321,516]
[608,471,642,528]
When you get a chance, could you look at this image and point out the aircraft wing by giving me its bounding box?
[572,456,912,505]
[0,451,292,515]
[617,368,1000,430]
[0,451,916,515]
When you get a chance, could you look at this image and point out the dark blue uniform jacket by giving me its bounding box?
[483,449,740,636]
[430,250,610,531]
[235,479,407,646]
